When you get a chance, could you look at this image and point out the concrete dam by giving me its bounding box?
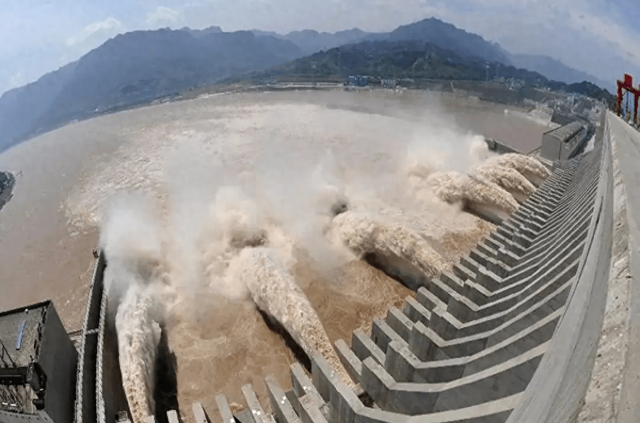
[1,102,638,423]
[62,109,638,423]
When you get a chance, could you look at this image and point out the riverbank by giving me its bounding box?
[0,171,15,212]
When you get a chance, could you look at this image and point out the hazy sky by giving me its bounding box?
[1,0,639,95]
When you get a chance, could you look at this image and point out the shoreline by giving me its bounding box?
[0,171,15,212]
[3,80,568,155]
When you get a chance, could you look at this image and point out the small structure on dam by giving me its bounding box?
[540,120,589,161]
[0,301,77,423]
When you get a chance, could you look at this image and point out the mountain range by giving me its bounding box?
[237,39,611,104]
[247,40,543,82]
[253,28,370,55]
[0,29,302,149]
[508,53,611,91]
[0,17,612,151]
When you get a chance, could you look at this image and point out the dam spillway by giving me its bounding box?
[69,109,640,423]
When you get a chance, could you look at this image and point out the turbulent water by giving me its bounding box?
[472,164,536,203]
[92,94,549,417]
[331,210,447,278]
[406,149,549,223]
[419,171,518,221]
[486,153,552,186]
[0,90,552,416]
[229,247,352,385]
[114,285,162,423]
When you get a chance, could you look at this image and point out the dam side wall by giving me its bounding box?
[604,113,640,423]
[75,251,105,423]
[507,113,613,422]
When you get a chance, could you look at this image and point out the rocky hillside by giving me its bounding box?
[0,172,15,212]
[0,29,301,151]
[237,39,614,105]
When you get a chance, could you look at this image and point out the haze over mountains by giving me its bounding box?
[249,40,548,85]
[253,28,369,55]
[508,54,610,91]
[242,39,612,106]
[0,17,611,151]
[251,18,605,88]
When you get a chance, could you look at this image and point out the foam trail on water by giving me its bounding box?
[471,163,536,203]
[331,210,447,278]
[485,153,551,186]
[228,247,353,385]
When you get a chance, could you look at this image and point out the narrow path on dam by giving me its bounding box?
[606,113,640,423]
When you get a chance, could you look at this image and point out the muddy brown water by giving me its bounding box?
[0,90,549,419]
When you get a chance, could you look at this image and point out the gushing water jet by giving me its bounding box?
[425,171,519,223]
[485,153,551,186]
[228,246,353,385]
[471,163,536,203]
[113,285,162,423]
[331,210,447,289]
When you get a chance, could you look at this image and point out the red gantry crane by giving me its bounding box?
[617,74,640,124]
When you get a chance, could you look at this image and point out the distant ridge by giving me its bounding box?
[284,29,370,54]
[254,18,512,65]
[227,39,614,105]
[0,17,613,151]
[510,53,611,89]
[240,40,545,85]
[179,25,223,37]
[366,18,512,65]
[0,28,302,150]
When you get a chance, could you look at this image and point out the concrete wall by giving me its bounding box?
[484,138,522,155]
[38,303,79,423]
[75,250,129,423]
[506,116,613,423]
[75,251,105,423]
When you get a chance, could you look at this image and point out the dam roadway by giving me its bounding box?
[604,113,640,423]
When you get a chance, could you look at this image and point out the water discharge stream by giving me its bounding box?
[229,247,353,385]
[331,210,447,278]
[486,153,552,186]
[115,286,162,423]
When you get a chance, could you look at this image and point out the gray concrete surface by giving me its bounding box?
[506,114,612,423]
[602,114,640,423]
[541,121,589,161]
[578,114,632,422]
[0,301,78,423]
[75,250,105,423]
